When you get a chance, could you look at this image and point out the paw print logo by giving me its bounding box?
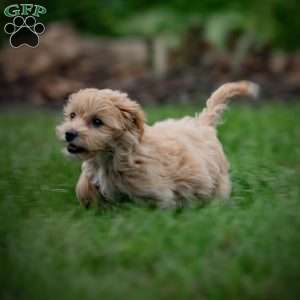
[4,16,45,48]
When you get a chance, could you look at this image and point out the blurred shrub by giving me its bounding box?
[1,0,300,50]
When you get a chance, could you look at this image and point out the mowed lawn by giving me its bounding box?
[0,103,300,300]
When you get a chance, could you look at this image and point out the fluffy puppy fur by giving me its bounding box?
[57,81,258,208]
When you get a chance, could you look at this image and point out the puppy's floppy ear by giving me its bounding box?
[115,97,145,139]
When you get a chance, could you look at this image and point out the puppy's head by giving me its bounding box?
[56,88,144,160]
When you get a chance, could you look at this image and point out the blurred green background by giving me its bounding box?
[1,0,299,105]
[1,0,299,49]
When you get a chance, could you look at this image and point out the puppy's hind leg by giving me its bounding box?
[156,190,178,209]
[215,175,231,199]
[158,198,178,209]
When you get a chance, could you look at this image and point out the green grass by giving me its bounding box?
[0,104,300,300]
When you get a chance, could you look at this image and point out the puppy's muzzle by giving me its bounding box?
[65,130,78,142]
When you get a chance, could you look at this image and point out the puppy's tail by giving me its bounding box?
[198,81,259,127]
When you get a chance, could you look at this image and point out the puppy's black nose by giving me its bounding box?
[65,130,78,142]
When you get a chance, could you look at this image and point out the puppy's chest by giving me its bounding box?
[90,167,128,201]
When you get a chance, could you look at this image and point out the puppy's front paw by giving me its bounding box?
[76,173,98,208]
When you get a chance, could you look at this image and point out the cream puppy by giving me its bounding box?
[57,81,258,208]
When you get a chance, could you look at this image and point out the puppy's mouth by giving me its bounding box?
[67,143,87,154]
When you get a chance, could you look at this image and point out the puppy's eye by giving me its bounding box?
[92,117,103,128]
[70,112,76,119]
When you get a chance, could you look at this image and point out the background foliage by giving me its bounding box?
[1,0,300,50]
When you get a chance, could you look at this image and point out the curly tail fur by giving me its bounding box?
[198,81,259,127]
